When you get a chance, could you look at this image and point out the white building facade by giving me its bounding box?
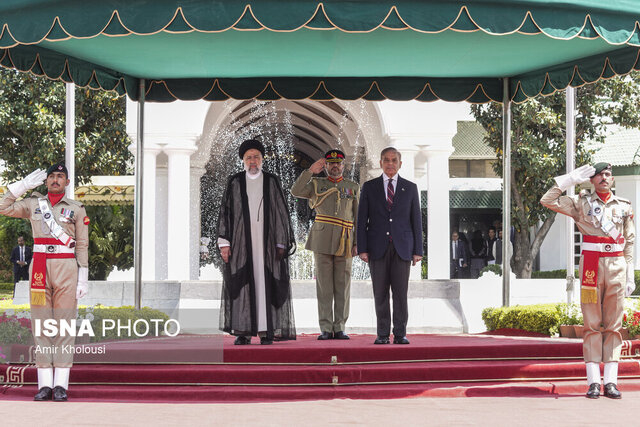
[125,100,640,282]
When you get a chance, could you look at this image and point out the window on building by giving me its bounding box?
[449,160,498,178]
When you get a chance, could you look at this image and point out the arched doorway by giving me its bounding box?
[196,99,386,279]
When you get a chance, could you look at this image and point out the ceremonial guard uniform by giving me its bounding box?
[541,162,635,399]
[0,164,89,401]
[291,150,359,339]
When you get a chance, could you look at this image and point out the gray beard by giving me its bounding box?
[245,165,262,177]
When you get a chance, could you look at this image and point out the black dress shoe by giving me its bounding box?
[333,331,350,340]
[374,336,390,344]
[604,383,622,399]
[52,386,67,402]
[260,337,273,345]
[586,383,601,399]
[317,331,333,340]
[34,387,52,401]
[234,336,251,345]
[393,336,410,344]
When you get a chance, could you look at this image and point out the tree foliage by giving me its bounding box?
[471,72,640,278]
[86,205,134,280]
[0,69,132,185]
[0,69,133,281]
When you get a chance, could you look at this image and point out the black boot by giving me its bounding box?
[234,336,251,345]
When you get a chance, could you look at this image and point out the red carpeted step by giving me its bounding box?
[5,379,640,402]
[5,359,640,386]
[4,335,640,402]
[222,334,587,364]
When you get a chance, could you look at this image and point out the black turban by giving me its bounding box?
[238,139,265,159]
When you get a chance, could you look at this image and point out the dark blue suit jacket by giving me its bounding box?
[10,245,32,274]
[357,175,423,261]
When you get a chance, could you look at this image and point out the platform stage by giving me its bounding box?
[2,333,640,402]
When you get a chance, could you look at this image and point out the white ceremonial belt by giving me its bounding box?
[33,244,76,254]
[581,242,624,253]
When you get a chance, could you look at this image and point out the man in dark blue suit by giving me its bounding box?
[450,231,468,278]
[357,147,423,345]
[10,236,32,296]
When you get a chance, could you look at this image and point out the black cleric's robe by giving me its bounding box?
[217,171,296,339]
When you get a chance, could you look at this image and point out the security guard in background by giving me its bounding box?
[291,149,359,340]
[0,163,89,402]
[541,162,635,400]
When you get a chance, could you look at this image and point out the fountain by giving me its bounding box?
[199,100,372,280]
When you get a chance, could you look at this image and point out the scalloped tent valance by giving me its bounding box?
[1,0,639,103]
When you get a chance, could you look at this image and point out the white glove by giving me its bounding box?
[554,165,596,192]
[76,267,89,299]
[7,168,47,198]
[626,264,636,297]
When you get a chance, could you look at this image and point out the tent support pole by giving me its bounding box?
[65,83,75,199]
[502,78,512,307]
[565,87,576,305]
[134,79,145,310]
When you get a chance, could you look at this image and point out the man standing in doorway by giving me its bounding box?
[485,227,498,265]
[357,147,423,345]
[217,139,297,345]
[10,236,32,295]
[450,231,468,279]
[0,163,90,402]
[291,149,359,340]
[541,163,635,399]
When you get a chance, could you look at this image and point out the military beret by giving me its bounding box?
[46,162,68,177]
[238,139,265,159]
[325,149,345,163]
[591,162,612,177]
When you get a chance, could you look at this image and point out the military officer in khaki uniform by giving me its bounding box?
[541,162,635,399]
[0,163,89,402]
[291,149,359,340]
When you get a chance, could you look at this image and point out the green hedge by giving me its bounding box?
[532,270,640,295]
[480,264,502,276]
[0,305,171,344]
[482,303,566,336]
[0,282,14,291]
[531,270,579,279]
[78,305,171,343]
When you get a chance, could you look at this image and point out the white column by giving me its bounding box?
[142,145,161,280]
[397,148,422,280]
[615,175,640,269]
[129,143,162,280]
[190,167,206,280]
[424,146,454,279]
[165,143,197,280]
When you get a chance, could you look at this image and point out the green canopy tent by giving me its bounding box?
[1,0,639,306]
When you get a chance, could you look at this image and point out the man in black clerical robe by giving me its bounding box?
[217,139,297,345]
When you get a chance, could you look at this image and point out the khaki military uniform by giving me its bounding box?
[0,191,89,368]
[541,185,635,363]
[291,169,359,333]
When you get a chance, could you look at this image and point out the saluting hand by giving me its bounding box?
[309,158,326,174]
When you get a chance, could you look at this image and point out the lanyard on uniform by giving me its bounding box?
[38,198,76,248]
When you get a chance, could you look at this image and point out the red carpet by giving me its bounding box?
[2,334,640,402]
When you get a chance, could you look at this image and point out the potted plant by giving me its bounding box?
[558,303,582,338]
[622,308,640,340]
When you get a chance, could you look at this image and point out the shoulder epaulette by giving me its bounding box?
[616,196,631,204]
[66,198,85,208]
